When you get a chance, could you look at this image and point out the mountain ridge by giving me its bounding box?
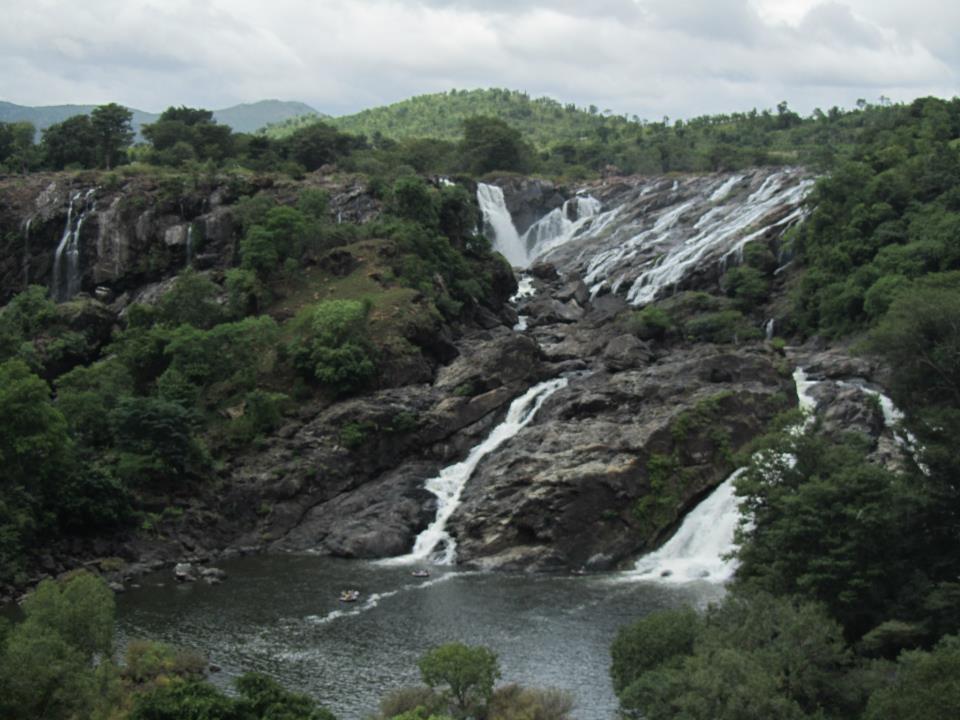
[0,98,319,135]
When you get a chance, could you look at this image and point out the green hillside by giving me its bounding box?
[314,88,633,147]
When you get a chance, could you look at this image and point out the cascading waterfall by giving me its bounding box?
[626,366,821,584]
[624,173,814,306]
[520,194,605,260]
[631,469,745,583]
[393,377,568,565]
[543,169,815,305]
[52,189,96,302]
[477,183,526,267]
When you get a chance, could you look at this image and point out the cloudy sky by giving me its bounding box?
[2,0,957,119]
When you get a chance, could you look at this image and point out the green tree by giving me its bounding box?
[459,116,532,174]
[0,121,40,173]
[289,300,377,395]
[158,268,226,329]
[417,643,501,718]
[391,176,439,228]
[90,103,134,169]
[0,573,117,720]
[864,635,960,719]
[615,593,851,720]
[142,106,234,165]
[611,607,701,694]
[235,672,337,720]
[42,114,98,169]
[281,121,356,171]
[0,358,72,493]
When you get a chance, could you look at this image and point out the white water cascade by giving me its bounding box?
[520,194,606,260]
[52,189,96,302]
[394,377,568,565]
[477,183,526,267]
[630,469,746,583]
[529,169,815,305]
[626,367,822,584]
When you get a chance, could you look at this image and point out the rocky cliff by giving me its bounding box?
[0,165,903,594]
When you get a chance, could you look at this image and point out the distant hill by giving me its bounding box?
[323,88,639,147]
[0,99,320,137]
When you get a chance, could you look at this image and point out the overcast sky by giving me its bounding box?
[2,0,957,119]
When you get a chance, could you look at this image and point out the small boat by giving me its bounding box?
[339,589,360,603]
[411,569,430,578]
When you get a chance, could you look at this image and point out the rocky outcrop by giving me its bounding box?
[490,177,566,235]
[0,172,382,305]
[449,345,793,571]
[219,329,546,558]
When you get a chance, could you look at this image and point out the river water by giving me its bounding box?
[116,555,726,720]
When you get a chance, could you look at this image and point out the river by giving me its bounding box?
[116,555,726,720]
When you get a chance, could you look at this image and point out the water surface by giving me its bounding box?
[117,555,725,720]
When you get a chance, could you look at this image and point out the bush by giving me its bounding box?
[289,300,378,396]
[683,309,761,344]
[377,686,443,719]
[622,306,673,340]
[488,684,575,720]
[611,607,701,695]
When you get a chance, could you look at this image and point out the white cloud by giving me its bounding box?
[0,0,955,118]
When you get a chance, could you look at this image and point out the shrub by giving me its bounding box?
[290,300,378,396]
[683,309,761,344]
[623,306,673,340]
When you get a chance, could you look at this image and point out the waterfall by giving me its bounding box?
[630,469,745,583]
[521,194,604,261]
[51,189,96,302]
[555,169,813,305]
[765,318,775,341]
[627,367,818,584]
[186,225,195,267]
[477,183,526,267]
[393,377,568,565]
[624,173,814,306]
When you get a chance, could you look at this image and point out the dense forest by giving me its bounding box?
[1,90,960,718]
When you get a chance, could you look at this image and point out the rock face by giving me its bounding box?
[492,177,566,235]
[0,173,382,304]
[2,166,915,586]
[449,343,792,571]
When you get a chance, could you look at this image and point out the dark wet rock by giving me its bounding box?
[555,280,590,306]
[524,297,583,327]
[809,382,885,440]
[529,262,559,281]
[602,334,653,371]
[449,345,795,570]
[492,177,566,235]
[173,562,196,583]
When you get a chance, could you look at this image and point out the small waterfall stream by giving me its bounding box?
[185,225,195,267]
[52,189,96,302]
[394,377,568,565]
